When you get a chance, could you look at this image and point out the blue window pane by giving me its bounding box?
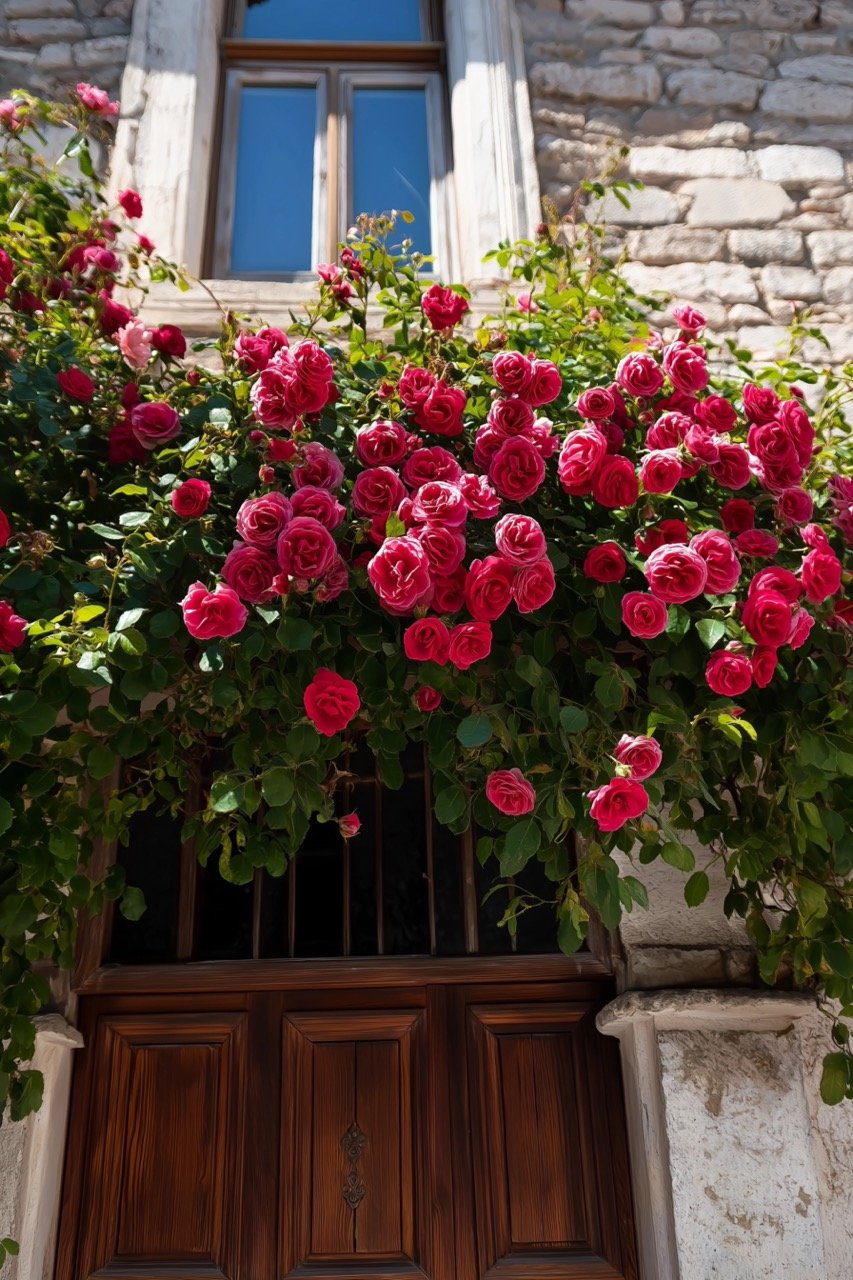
[230,86,316,274]
[352,88,432,259]
[242,0,423,42]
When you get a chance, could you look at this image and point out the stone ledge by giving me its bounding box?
[597,987,814,1037]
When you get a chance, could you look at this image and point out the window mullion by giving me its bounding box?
[326,69,341,263]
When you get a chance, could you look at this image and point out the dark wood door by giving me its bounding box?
[57,969,636,1280]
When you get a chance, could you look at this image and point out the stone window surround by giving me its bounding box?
[109,0,542,331]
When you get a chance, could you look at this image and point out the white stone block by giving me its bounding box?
[756,144,845,184]
[660,0,685,23]
[641,26,723,55]
[3,0,75,15]
[761,79,853,122]
[623,260,759,303]
[760,264,823,301]
[628,225,726,263]
[566,0,655,24]
[531,60,663,104]
[629,145,750,180]
[823,268,853,306]
[778,54,853,86]
[807,230,853,268]
[667,68,761,109]
[586,185,680,226]
[730,229,804,263]
[71,36,130,67]
[684,178,795,227]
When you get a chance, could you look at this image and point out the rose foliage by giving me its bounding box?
[1,92,853,1125]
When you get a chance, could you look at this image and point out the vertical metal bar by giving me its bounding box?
[460,822,479,956]
[287,855,297,958]
[251,867,263,960]
[374,765,384,956]
[423,748,437,956]
[327,68,340,258]
[342,754,352,958]
[176,769,202,960]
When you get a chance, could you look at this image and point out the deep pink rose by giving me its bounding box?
[303,668,360,736]
[410,480,467,528]
[721,498,755,534]
[695,394,737,433]
[492,351,534,397]
[338,812,361,839]
[705,648,753,697]
[403,446,461,488]
[421,283,469,331]
[748,422,799,476]
[398,364,437,409]
[250,365,298,430]
[448,620,492,669]
[776,488,813,526]
[181,582,247,639]
[789,608,815,649]
[527,359,562,407]
[58,366,95,402]
[635,520,689,557]
[588,778,649,832]
[431,568,467,614]
[487,437,545,502]
[801,547,842,603]
[530,417,559,459]
[277,516,338,579]
[0,600,27,650]
[802,523,830,550]
[616,352,664,398]
[130,401,181,449]
[751,646,778,689]
[415,685,442,711]
[404,617,451,664]
[685,424,720,465]
[356,420,408,467]
[367,535,432,615]
[646,411,691,450]
[743,383,780,425]
[488,396,535,439]
[413,384,466,437]
[592,455,639,509]
[234,327,288,373]
[613,734,662,781]
[415,524,466,575]
[108,418,146,464]
[689,530,740,595]
[644,544,708,603]
[748,566,802,603]
[576,386,616,421]
[171,479,211,518]
[734,530,779,559]
[222,542,279,602]
[513,558,556,613]
[351,467,406,518]
[287,342,336,413]
[465,556,516,622]
[486,768,536,816]
[621,591,668,639]
[150,324,186,359]
[473,425,504,469]
[0,510,9,549]
[672,304,706,336]
[709,444,751,490]
[99,291,133,336]
[82,244,120,274]
[494,513,547,566]
[662,340,708,393]
[315,555,349,603]
[236,491,293,548]
[292,442,345,491]
[557,427,607,496]
[459,472,501,518]
[583,542,626,583]
[777,399,815,468]
[118,188,143,218]
[742,589,794,646]
[290,485,345,530]
[76,81,118,116]
[640,450,682,495]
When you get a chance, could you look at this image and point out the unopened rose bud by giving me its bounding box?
[248,429,264,444]
[258,464,275,484]
[339,812,361,839]
[186,368,200,385]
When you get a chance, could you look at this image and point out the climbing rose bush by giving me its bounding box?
[0,91,852,1119]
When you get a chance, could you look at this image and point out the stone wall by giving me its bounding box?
[522,0,853,363]
[0,0,132,104]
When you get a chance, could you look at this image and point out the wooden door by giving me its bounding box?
[57,971,637,1280]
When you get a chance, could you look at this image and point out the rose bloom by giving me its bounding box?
[413,384,467,437]
[314,554,349,603]
[108,419,146,464]
[576,386,616,421]
[118,188,143,218]
[459,472,501,518]
[742,383,780,425]
[421,283,469,331]
[592,455,639,509]
[801,546,842,603]
[749,566,802,603]
[415,523,466,575]
[150,324,187,359]
[587,777,649,832]
[447,620,492,669]
[181,581,247,640]
[517,292,538,313]
[290,485,345,530]
[708,443,751,490]
[117,319,152,370]
[485,768,536,816]
[513,557,556,613]
[705,648,753,697]
[404,616,451,664]
[0,600,27,650]
[356,420,408,467]
[492,351,534,397]
[465,556,516,622]
[398,364,437,409]
[557,426,607,496]
[778,398,815,469]
[0,509,9,549]
[222,542,279,603]
[99,290,133,336]
[615,351,664,399]
[530,417,560,459]
[250,365,298,430]
[303,668,360,737]
[171,479,211,518]
[81,244,120,274]
[644,544,708,603]
[684,425,720,466]
[494,513,547,566]
[802,522,830,550]
[267,437,297,464]
[431,567,467,613]
[689,530,740,594]
[672,304,706,336]
[790,608,816,649]
[646,411,691,450]
[613,734,663,781]
[734,529,779,559]
[0,99,23,132]
[752,646,778,689]
[288,341,336,413]
[488,396,535,438]
[472,425,504,469]
[351,467,407,518]
[415,685,442,712]
[277,516,338,580]
[488,437,545,501]
[662,340,708,394]
[720,498,755,534]
[234,326,288,373]
[640,449,682,495]
[58,366,95,403]
[635,519,689,557]
[368,535,432,615]
[741,589,794,646]
[527,359,562,407]
[76,81,119,116]
[403,446,461,488]
[695,394,737,434]
[236,491,293,548]
[130,401,181,449]
[338,813,361,839]
[410,479,468,528]
[621,591,668,639]
[583,542,626,583]
[776,488,813,526]
[292,442,345,491]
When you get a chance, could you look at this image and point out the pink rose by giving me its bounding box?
[513,558,556,613]
[684,425,720,465]
[695,395,737,434]
[234,327,289,373]
[415,685,442,711]
[465,556,516,622]
[171,479,211,518]
[290,485,345,530]
[0,600,27,650]
[705,648,753,697]
[150,324,186,359]
[292,442,345,491]
[222,542,279,602]
[789,608,815,649]
[289,341,336,413]
[181,581,247,639]
[98,291,133,336]
[339,812,361,839]
[741,589,794,646]
[743,383,780,425]
[709,444,751,490]
[672,304,706,336]
[583,542,626,583]
[689,530,740,594]
[448,620,492,669]
[778,399,815,468]
[492,351,534,397]
[431,568,467,614]
[721,499,755,534]
[801,547,842,603]
[485,768,536,816]
[592,455,639,509]
[118,188,143,218]
[613,734,662,781]
[117,319,152,370]
[640,450,682,495]
[494,513,547,566]
[526,359,562,407]
[776,488,813,526]
[236,491,293,547]
[516,292,538,313]
[802,523,830,550]
[662,340,708,393]
[621,591,668,639]
[411,480,468,528]
[249,366,298,430]
[352,467,407,518]
[76,81,119,116]
[751,646,778,689]
[403,446,461,488]
[488,437,546,502]
[0,510,9,549]
[646,411,691,450]
[557,427,607,496]
[303,668,360,736]
[576,386,616,420]
[413,384,466,437]
[616,352,664,398]
[415,524,466,575]
[129,401,181,450]
[367,535,432,615]
[421,283,469,330]
[635,520,689,557]
[749,567,802,603]
[734,530,779,559]
[277,516,338,580]
[315,555,349,603]
[644,544,708,603]
[487,396,535,439]
[459,472,501,518]
[355,421,408,469]
[404,617,451,664]
[398,364,437,409]
[587,777,649,832]
[58,366,95,403]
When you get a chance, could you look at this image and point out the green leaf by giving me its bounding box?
[9,1070,43,1122]
[262,767,295,807]
[210,778,241,812]
[557,911,585,955]
[150,610,179,637]
[516,655,543,686]
[285,723,320,760]
[456,714,492,748]
[499,818,541,876]
[696,618,727,649]
[594,671,623,711]
[684,870,710,906]
[119,885,146,921]
[87,744,116,781]
[434,783,467,825]
[118,510,150,529]
[278,616,315,650]
[0,798,12,835]
[116,608,145,631]
[73,604,105,623]
[819,1052,848,1105]
[660,841,695,872]
[0,894,37,939]
[824,942,853,979]
[88,523,124,541]
[560,705,589,734]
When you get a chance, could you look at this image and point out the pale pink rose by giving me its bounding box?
[117,319,152,370]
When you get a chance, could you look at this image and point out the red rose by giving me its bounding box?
[684,425,720,466]
[413,384,466,437]
[735,530,779,559]
[485,768,536,816]
[635,519,689,557]
[583,542,626,583]
[789,608,815,649]
[662,340,708,393]
[640,450,682,495]
[616,352,664,398]
[459,472,500,518]
[236,492,293,548]
[644,544,708,603]
[742,589,794,646]
[234,327,289,373]
[181,581,247,639]
[414,524,466,575]
[339,812,361,839]
[587,777,649,832]
[222,542,279,602]
[277,516,338,580]
[473,425,503,469]
[404,617,451,664]
[705,647,753,696]
[613,734,662,781]
[267,437,297,464]
[557,426,607,496]
[709,444,751,490]
[356,420,408,467]
[292,442,345,491]
[117,187,143,218]
[489,436,545,502]
[58,366,95,403]
[431,568,467,614]
[527,359,562,407]
[621,591,668,639]
[414,685,442,711]
[367,535,432,615]
[465,556,516,622]
[494,513,547,566]
[592,455,639,508]
[290,485,345,530]
[720,498,755,534]
[0,248,14,299]
[351,467,406,518]
[742,383,780,425]
[802,523,829,550]
[403,446,461,488]
[646,411,691,449]
[421,283,469,331]
[775,488,813,526]
[751,646,778,688]
[250,365,298,430]
[749,566,802,603]
[0,600,27,650]
[411,480,468,528]
[290,341,336,412]
[695,394,737,433]
[689,530,740,594]
[303,668,360,736]
[171,479,211,518]
[130,401,181,449]
[107,418,146,464]
[801,547,842,603]
[672,304,706,335]
[576,386,616,421]
[492,351,534,397]
[398,364,437,409]
[513,558,556,613]
[0,509,9,548]
[487,396,535,438]
[777,399,815,468]
[151,324,187,359]
[448,620,492,669]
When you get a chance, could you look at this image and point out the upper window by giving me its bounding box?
[209,0,451,279]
